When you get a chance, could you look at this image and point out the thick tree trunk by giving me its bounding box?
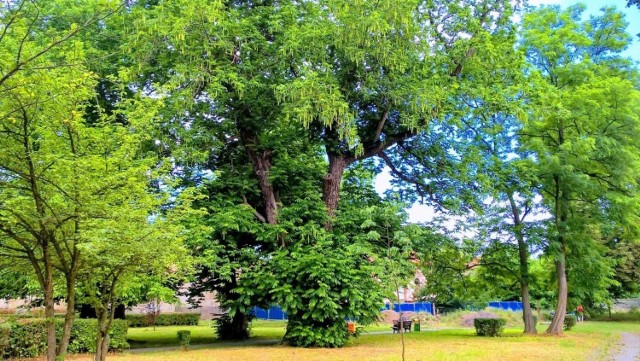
[43,252,57,361]
[323,153,349,219]
[229,312,250,340]
[546,245,568,335]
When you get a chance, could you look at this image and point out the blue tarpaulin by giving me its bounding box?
[253,302,435,320]
[488,301,523,311]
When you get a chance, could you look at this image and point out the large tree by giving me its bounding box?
[125,0,521,346]
[521,4,640,334]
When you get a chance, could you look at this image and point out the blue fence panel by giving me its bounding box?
[414,302,433,314]
[398,303,415,312]
[384,302,434,315]
[254,307,269,319]
[253,302,435,320]
[488,301,523,312]
[269,306,286,320]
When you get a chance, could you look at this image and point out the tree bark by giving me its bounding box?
[507,193,536,334]
[323,153,350,220]
[520,282,536,334]
[95,308,110,361]
[239,128,278,225]
[547,171,568,335]
[57,276,76,359]
[248,149,278,225]
[546,240,568,335]
[43,245,57,361]
[94,286,118,361]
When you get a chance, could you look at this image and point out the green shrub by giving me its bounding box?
[564,315,577,330]
[473,318,506,337]
[177,330,191,350]
[540,311,552,321]
[67,319,129,354]
[0,324,10,357]
[0,318,128,359]
[284,317,350,347]
[126,313,200,328]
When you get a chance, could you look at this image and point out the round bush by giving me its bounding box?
[473,318,506,337]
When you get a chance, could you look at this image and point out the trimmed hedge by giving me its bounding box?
[0,319,128,359]
[473,318,506,337]
[126,312,200,328]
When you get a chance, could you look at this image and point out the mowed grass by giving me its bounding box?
[127,320,287,348]
[95,321,639,361]
[128,320,398,348]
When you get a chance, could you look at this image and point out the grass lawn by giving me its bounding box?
[127,320,288,348]
[115,320,639,360]
[127,320,438,348]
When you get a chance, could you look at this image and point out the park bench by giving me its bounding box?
[391,319,412,333]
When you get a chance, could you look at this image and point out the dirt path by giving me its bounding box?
[612,333,640,361]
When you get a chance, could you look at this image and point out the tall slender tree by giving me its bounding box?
[521,4,640,334]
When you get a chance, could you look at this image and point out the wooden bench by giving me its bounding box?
[391,320,412,333]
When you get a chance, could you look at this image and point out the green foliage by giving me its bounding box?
[126,313,200,328]
[0,319,128,358]
[608,240,640,298]
[176,330,191,350]
[0,324,9,357]
[246,237,388,347]
[521,4,640,331]
[563,315,577,331]
[66,319,129,354]
[473,318,506,337]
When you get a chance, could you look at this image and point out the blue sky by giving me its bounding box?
[376,1,640,224]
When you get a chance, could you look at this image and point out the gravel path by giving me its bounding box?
[613,333,640,361]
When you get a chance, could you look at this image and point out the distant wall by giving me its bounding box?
[252,302,435,320]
